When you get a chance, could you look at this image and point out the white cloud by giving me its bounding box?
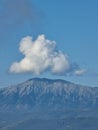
[74,69,86,76]
[10,34,86,76]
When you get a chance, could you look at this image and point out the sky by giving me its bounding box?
[0,0,98,87]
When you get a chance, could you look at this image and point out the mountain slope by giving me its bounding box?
[0,78,98,111]
[3,118,98,130]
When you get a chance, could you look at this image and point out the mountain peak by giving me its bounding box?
[27,77,72,84]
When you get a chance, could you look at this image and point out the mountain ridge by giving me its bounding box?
[0,78,98,111]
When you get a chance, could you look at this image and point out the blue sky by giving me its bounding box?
[0,0,98,87]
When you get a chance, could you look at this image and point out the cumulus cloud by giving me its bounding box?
[10,35,86,76]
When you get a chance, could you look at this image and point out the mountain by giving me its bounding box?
[0,78,98,130]
[0,78,98,111]
[3,118,98,130]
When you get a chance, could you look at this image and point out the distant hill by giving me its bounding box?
[0,78,98,111]
[0,78,98,130]
[3,118,98,130]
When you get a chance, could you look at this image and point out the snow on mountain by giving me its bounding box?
[0,78,98,111]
